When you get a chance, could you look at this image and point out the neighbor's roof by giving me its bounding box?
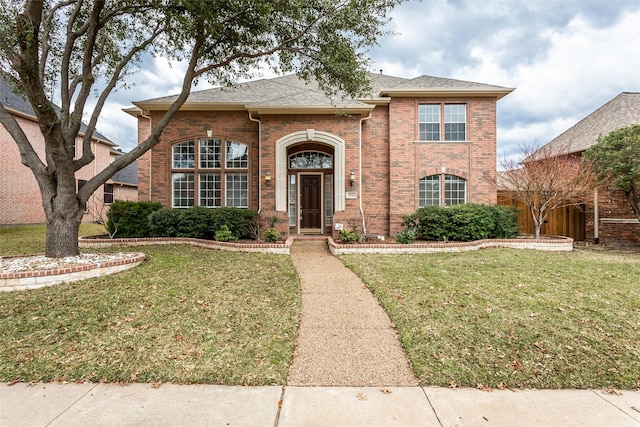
[540,92,640,156]
[0,76,116,146]
[128,73,514,116]
[110,155,138,186]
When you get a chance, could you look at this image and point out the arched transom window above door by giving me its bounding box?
[289,151,333,169]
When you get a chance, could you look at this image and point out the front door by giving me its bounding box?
[300,174,322,231]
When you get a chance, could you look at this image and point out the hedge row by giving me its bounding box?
[106,201,258,240]
[400,204,519,242]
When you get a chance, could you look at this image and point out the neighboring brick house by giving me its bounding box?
[128,73,513,238]
[531,92,640,244]
[0,78,137,225]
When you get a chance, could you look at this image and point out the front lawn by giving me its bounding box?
[0,223,105,256]
[341,248,640,389]
[0,245,300,385]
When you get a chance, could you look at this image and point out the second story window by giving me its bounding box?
[419,104,467,142]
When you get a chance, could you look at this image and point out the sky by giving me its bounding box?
[96,0,640,162]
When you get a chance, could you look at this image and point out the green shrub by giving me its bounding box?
[447,204,494,241]
[263,228,280,242]
[215,225,238,242]
[147,206,259,240]
[396,227,417,244]
[401,203,520,242]
[148,209,182,237]
[339,228,359,244]
[210,207,259,240]
[402,206,449,241]
[486,205,520,238]
[106,200,162,238]
[175,206,217,239]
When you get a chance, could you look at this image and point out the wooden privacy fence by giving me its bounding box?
[497,191,586,240]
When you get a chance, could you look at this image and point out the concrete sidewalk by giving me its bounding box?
[1,382,639,426]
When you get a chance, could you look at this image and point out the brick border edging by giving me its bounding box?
[1,252,146,291]
[327,236,574,255]
[79,236,292,254]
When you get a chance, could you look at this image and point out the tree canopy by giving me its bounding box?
[583,124,640,220]
[0,0,402,256]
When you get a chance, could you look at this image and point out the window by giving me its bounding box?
[103,183,114,204]
[325,174,333,226]
[418,104,466,141]
[173,173,195,207]
[171,138,248,208]
[444,174,466,205]
[444,104,466,141]
[289,151,333,169]
[199,173,221,207]
[418,105,440,141]
[419,174,467,207]
[418,175,440,206]
[225,173,248,208]
[288,175,297,226]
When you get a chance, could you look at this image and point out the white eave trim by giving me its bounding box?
[378,87,515,100]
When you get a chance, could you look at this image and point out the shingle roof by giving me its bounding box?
[0,76,115,145]
[541,92,640,155]
[110,155,138,186]
[133,72,514,111]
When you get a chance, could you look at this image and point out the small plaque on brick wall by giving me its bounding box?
[346,191,357,199]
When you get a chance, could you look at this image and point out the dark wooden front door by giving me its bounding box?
[301,175,321,230]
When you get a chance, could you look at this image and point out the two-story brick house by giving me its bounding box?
[0,77,137,226]
[128,73,513,239]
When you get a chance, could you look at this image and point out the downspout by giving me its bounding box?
[359,110,373,238]
[140,111,153,201]
[248,112,262,213]
[593,188,599,244]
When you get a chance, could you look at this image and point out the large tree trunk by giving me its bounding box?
[45,212,83,257]
[41,176,86,258]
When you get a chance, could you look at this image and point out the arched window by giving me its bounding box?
[171,138,248,208]
[289,151,333,169]
[419,174,466,207]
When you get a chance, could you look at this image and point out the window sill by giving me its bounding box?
[414,140,472,145]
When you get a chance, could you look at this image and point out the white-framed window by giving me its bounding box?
[200,138,221,168]
[171,138,248,208]
[419,174,467,207]
[225,173,248,208]
[418,104,467,141]
[288,174,297,226]
[325,174,333,226]
[172,173,195,207]
[226,140,248,168]
[199,173,221,207]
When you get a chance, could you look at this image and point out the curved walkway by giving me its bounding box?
[287,239,417,386]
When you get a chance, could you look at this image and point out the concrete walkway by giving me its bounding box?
[2,382,639,426]
[287,239,417,386]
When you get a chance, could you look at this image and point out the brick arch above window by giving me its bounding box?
[418,166,468,180]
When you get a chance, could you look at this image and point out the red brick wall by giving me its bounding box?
[138,97,499,238]
[141,110,259,209]
[388,97,498,234]
[585,188,640,244]
[1,114,123,225]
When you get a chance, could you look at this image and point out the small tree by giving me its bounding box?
[583,124,640,221]
[499,142,599,239]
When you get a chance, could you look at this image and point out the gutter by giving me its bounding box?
[139,111,153,201]
[248,112,262,213]
[359,111,373,238]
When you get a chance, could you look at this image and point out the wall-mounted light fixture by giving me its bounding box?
[350,170,356,187]
[207,130,213,137]
[265,171,271,187]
